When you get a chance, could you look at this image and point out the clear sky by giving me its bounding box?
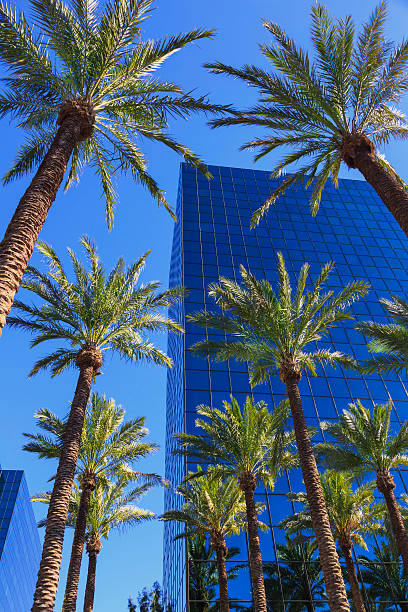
[1,0,408,610]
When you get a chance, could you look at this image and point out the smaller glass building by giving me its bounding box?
[0,470,41,612]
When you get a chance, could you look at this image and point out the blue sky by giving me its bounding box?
[1,0,408,609]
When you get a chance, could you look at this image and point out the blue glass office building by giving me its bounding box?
[164,162,408,611]
[0,470,41,611]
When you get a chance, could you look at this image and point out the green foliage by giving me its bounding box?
[161,467,257,541]
[132,582,164,612]
[282,471,383,551]
[8,236,182,376]
[315,400,408,477]
[188,253,368,385]
[174,396,297,490]
[34,472,155,537]
[75,475,155,541]
[263,537,326,611]
[0,0,230,227]
[24,392,164,488]
[205,2,408,226]
[358,540,408,610]
[356,295,408,375]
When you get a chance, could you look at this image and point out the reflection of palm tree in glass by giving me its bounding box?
[359,540,408,612]
[263,537,326,612]
[188,535,242,612]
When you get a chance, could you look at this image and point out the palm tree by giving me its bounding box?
[188,254,368,612]
[24,393,163,612]
[263,537,326,611]
[161,468,258,612]
[187,535,242,612]
[0,0,228,334]
[356,295,408,375]
[205,2,408,236]
[174,396,297,612]
[9,237,182,610]
[358,540,408,612]
[37,476,155,612]
[315,400,408,575]
[82,477,154,612]
[282,472,383,612]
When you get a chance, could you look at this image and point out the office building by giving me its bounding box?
[164,163,408,610]
[0,470,41,611]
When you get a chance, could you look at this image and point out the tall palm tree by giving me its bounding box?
[0,0,228,334]
[82,477,154,612]
[205,2,408,236]
[263,537,326,611]
[315,400,408,575]
[161,468,257,612]
[36,476,155,612]
[358,540,408,612]
[187,535,242,612]
[282,472,383,612]
[174,396,297,612]
[188,254,369,612]
[8,237,182,610]
[356,295,408,375]
[24,393,163,612]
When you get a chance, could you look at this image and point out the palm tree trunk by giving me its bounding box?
[341,133,408,239]
[32,362,95,611]
[377,471,408,574]
[215,544,229,612]
[283,371,350,612]
[239,471,267,612]
[0,116,81,334]
[340,541,366,612]
[62,473,97,612]
[83,536,101,612]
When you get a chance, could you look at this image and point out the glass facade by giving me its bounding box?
[164,162,408,611]
[0,470,41,611]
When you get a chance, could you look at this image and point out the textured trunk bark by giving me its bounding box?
[341,133,408,239]
[340,543,366,612]
[215,544,229,612]
[239,472,267,612]
[62,474,96,612]
[32,365,94,611]
[83,540,100,612]
[0,117,81,334]
[284,373,350,612]
[377,472,408,575]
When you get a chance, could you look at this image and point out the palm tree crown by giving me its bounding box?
[316,399,408,576]
[315,400,408,478]
[8,236,182,376]
[282,472,383,612]
[75,475,155,539]
[206,1,408,227]
[174,396,297,489]
[23,392,164,485]
[0,0,227,226]
[282,471,383,551]
[161,467,254,543]
[188,253,368,385]
[356,295,408,375]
